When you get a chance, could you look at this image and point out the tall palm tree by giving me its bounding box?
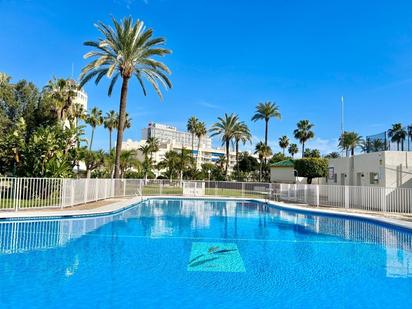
[43,78,78,122]
[339,131,362,156]
[146,137,160,160]
[288,143,298,158]
[158,150,179,181]
[293,120,315,157]
[278,136,289,155]
[103,110,118,152]
[86,107,103,150]
[388,123,407,151]
[187,116,199,157]
[254,142,272,182]
[139,144,152,181]
[80,17,172,178]
[194,121,207,168]
[233,122,252,173]
[124,113,132,131]
[408,125,412,151]
[210,113,239,178]
[251,101,281,146]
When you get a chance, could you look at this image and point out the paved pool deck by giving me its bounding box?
[0,195,411,231]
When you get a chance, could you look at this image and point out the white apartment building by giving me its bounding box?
[326,151,412,188]
[141,122,212,149]
[123,123,237,175]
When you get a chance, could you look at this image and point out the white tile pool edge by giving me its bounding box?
[1,195,412,231]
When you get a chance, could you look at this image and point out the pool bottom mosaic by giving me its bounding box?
[187,242,245,273]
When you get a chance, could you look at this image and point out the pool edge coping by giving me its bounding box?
[0,195,411,231]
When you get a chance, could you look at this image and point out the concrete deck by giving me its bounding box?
[0,195,411,231]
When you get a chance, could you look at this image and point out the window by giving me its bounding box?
[370,172,379,185]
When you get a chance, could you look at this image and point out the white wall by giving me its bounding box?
[327,151,412,188]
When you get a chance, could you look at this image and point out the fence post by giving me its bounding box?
[71,180,75,207]
[60,179,65,209]
[304,184,308,204]
[13,178,20,212]
[241,182,245,198]
[84,179,88,204]
[95,179,99,201]
[315,185,319,207]
[123,179,126,197]
[344,185,349,209]
[160,180,163,195]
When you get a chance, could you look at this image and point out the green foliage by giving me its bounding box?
[339,131,362,156]
[324,152,340,159]
[294,158,328,184]
[303,148,321,158]
[269,152,290,164]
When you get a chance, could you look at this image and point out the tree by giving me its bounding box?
[146,137,160,161]
[303,148,321,158]
[43,78,78,123]
[408,125,412,151]
[278,136,289,155]
[294,158,328,184]
[124,112,132,131]
[233,122,251,175]
[324,152,340,159]
[103,110,118,152]
[187,116,199,158]
[251,101,281,146]
[194,121,207,168]
[139,144,152,181]
[235,152,259,180]
[82,149,105,178]
[388,123,407,151]
[158,150,180,181]
[254,142,272,182]
[288,143,298,158]
[119,149,140,178]
[86,107,103,150]
[269,152,289,164]
[293,120,314,157]
[80,17,172,179]
[339,131,362,156]
[210,113,239,178]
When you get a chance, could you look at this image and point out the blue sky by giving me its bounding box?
[1,0,412,154]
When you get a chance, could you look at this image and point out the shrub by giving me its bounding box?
[294,158,328,184]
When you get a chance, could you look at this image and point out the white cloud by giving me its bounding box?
[196,101,220,109]
[306,137,339,155]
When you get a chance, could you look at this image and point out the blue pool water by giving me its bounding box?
[0,199,411,308]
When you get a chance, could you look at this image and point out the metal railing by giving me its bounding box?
[1,177,412,214]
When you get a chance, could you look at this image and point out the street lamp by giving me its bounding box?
[208,169,211,182]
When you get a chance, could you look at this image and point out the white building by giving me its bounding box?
[123,123,237,174]
[326,151,412,188]
[142,122,212,149]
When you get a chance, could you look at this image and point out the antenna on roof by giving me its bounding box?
[341,96,345,135]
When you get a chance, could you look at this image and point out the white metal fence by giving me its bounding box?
[1,177,412,214]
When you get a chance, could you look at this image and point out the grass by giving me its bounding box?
[142,184,183,195]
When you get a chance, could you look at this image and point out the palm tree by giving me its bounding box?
[278,136,289,155]
[388,123,407,151]
[251,101,281,146]
[146,137,160,160]
[139,144,152,181]
[293,120,314,157]
[83,149,105,178]
[86,107,103,150]
[44,78,78,123]
[408,125,412,151]
[233,122,252,173]
[254,142,272,182]
[187,116,199,157]
[119,149,140,178]
[339,131,362,156]
[103,110,118,152]
[288,143,298,158]
[158,150,179,181]
[124,113,132,131]
[210,113,239,178]
[80,17,172,179]
[194,121,207,168]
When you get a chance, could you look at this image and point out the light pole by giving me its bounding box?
[208,169,211,182]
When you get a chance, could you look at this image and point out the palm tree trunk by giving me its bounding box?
[302,142,305,158]
[235,140,239,176]
[225,139,230,179]
[264,119,269,146]
[196,136,201,169]
[89,128,95,151]
[114,77,130,179]
[282,148,285,156]
[109,129,112,152]
[351,147,354,156]
[192,133,195,158]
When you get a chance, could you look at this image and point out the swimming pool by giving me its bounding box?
[0,198,411,308]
